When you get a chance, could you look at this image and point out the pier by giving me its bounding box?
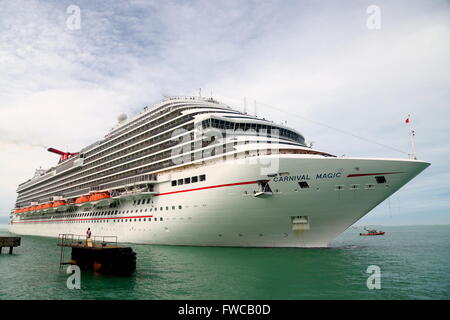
[57,234,136,275]
[0,237,21,254]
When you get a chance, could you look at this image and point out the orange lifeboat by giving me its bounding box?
[41,203,53,212]
[52,200,67,208]
[75,195,91,205]
[89,192,110,202]
[89,192,111,207]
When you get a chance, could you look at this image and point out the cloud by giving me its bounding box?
[0,0,449,225]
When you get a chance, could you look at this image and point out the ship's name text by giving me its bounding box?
[273,172,341,182]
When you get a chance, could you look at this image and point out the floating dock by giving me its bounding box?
[0,237,21,254]
[58,234,136,276]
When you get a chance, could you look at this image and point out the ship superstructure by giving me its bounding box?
[9,97,429,247]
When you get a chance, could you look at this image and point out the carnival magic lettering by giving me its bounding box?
[273,172,341,182]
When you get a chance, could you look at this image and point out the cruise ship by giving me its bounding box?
[9,97,430,247]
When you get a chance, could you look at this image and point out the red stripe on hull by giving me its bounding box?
[12,215,154,224]
[347,172,404,178]
[155,180,259,196]
[12,180,259,224]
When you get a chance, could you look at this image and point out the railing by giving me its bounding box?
[98,174,157,190]
[57,234,118,248]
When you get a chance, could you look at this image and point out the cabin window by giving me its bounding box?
[200,174,206,182]
[184,177,191,184]
[178,179,184,185]
[171,180,177,186]
[191,176,198,183]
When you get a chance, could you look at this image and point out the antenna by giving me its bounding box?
[406,114,417,159]
[254,100,257,117]
[410,130,416,159]
[199,88,202,98]
[243,97,247,114]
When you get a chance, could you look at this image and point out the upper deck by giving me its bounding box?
[14,97,315,208]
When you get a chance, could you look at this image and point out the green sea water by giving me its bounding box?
[0,225,449,300]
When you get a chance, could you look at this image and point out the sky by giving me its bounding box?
[0,0,449,225]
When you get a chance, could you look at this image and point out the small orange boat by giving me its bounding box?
[52,200,66,208]
[52,200,68,212]
[360,231,385,236]
[360,227,385,236]
[75,195,91,206]
[88,192,111,207]
[89,192,110,202]
[41,203,53,211]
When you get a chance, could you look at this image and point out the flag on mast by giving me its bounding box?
[405,115,410,124]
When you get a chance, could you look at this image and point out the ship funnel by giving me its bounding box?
[47,147,78,161]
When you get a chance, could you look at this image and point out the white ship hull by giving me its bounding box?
[9,155,429,247]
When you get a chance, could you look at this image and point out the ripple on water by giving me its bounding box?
[0,225,449,299]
